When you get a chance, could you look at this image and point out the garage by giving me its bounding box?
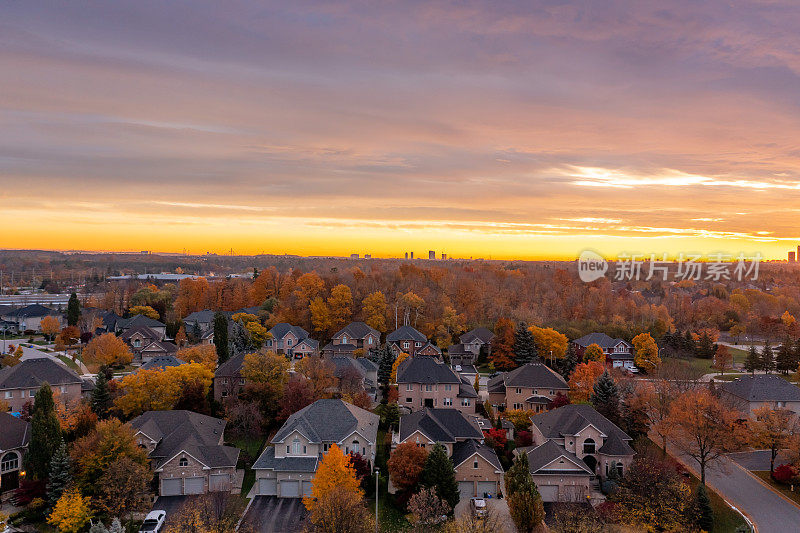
[538,485,559,502]
[162,478,182,496]
[302,481,313,497]
[459,481,475,500]
[281,480,300,498]
[184,477,205,495]
[476,481,497,498]
[210,473,230,491]
[258,478,277,496]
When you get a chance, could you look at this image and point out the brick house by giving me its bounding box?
[487,363,570,412]
[121,326,177,364]
[0,358,83,413]
[523,404,635,501]
[115,314,167,339]
[0,304,62,334]
[394,408,503,498]
[571,333,634,370]
[267,323,313,357]
[396,356,477,414]
[213,353,245,401]
[253,399,379,498]
[322,322,380,358]
[0,412,29,492]
[387,325,428,356]
[719,374,800,417]
[448,327,494,366]
[131,410,240,496]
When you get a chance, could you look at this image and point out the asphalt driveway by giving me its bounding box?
[241,496,308,533]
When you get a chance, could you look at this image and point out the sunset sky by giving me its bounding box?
[3,1,800,260]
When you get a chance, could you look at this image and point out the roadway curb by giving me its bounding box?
[730,460,800,512]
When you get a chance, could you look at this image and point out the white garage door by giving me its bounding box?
[210,474,230,492]
[184,477,205,495]
[258,478,277,496]
[538,485,559,502]
[302,481,313,497]
[459,481,474,500]
[477,481,496,497]
[162,478,182,496]
[281,480,300,498]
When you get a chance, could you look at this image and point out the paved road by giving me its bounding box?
[241,496,307,532]
[729,450,792,472]
[672,449,800,533]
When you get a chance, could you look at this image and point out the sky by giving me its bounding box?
[2,0,800,260]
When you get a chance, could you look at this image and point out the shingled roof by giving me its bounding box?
[130,410,238,470]
[5,304,58,318]
[116,314,166,331]
[525,440,594,475]
[398,408,483,443]
[0,358,82,390]
[721,374,800,402]
[272,399,379,445]
[268,323,309,341]
[572,333,631,350]
[139,355,186,372]
[488,363,569,394]
[396,356,460,384]
[214,353,245,378]
[334,321,380,340]
[0,412,29,451]
[530,404,631,442]
[387,325,427,343]
[252,446,319,471]
[459,327,494,344]
[452,439,503,471]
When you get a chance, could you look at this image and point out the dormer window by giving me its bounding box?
[368,337,373,345]
[342,335,348,344]
[133,339,141,348]
[403,342,410,349]
[292,437,302,455]
[583,438,596,454]
[287,338,293,346]
[179,457,188,467]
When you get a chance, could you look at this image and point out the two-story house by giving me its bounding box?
[0,358,83,413]
[183,310,230,339]
[115,314,168,339]
[0,412,29,491]
[253,399,379,498]
[131,410,240,496]
[213,353,246,401]
[720,374,800,417]
[448,327,494,366]
[267,322,310,357]
[487,363,570,412]
[394,408,503,499]
[321,322,380,358]
[522,404,634,502]
[387,325,429,356]
[396,356,477,414]
[121,326,177,364]
[0,304,62,334]
[571,333,634,370]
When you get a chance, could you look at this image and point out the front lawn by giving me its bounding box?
[229,435,266,498]
[58,355,80,371]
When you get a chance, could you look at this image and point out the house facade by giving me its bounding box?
[0,304,62,334]
[387,325,428,356]
[0,358,83,413]
[0,412,29,492]
[487,363,570,412]
[121,326,177,364]
[213,353,246,401]
[720,374,800,416]
[449,327,494,366]
[267,323,313,357]
[571,333,634,370]
[131,410,240,496]
[253,399,379,498]
[396,356,478,414]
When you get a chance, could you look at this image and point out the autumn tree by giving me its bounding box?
[115,363,213,416]
[632,332,660,373]
[41,315,61,341]
[408,486,451,528]
[294,355,336,399]
[305,444,362,514]
[750,404,799,474]
[583,343,605,363]
[669,388,742,484]
[387,442,428,493]
[713,344,733,375]
[25,383,63,480]
[529,326,568,362]
[328,284,353,332]
[47,488,93,533]
[83,333,133,367]
[391,351,410,383]
[97,456,152,520]
[504,452,544,533]
[362,291,388,332]
[567,361,605,402]
[491,318,516,370]
[279,375,317,420]
[166,492,245,533]
[174,326,187,347]
[177,344,217,369]
[128,305,160,320]
[305,486,374,533]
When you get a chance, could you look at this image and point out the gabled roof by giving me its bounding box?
[530,404,631,443]
[121,325,163,342]
[268,323,309,341]
[295,337,319,349]
[252,445,319,472]
[0,358,82,389]
[0,412,29,451]
[139,355,186,372]
[130,410,238,469]
[447,343,472,355]
[418,341,442,355]
[330,357,367,380]
[214,353,245,378]
[272,399,379,445]
[140,340,178,354]
[452,439,503,471]
[334,322,380,340]
[322,342,356,353]
[721,374,800,403]
[387,325,427,343]
[572,333,631,350]
[356,358,378,373]
[598,432,635,456]
[459,327,494,345]
[457,376,478,398]
[116,314,166,331]
[488,363,569,393]
[525,440,594,475]
[183,310,223,324]
[396,356,460,384]
[398,408,483,443]
[5,304,58,318]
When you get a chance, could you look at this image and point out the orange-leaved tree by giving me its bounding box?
[567,361,605,402]
[177,344,217,369]
[529,326,568,361]
[583,343,605,363]
[362,291,387,333]
[632,333,660,373]
[491,318,516,370]
[387,441,428,494]
[41,315,61,341]
[83,333,133,367]
[750,404,800,475]
[391,352,410,383]
[304,444,362,513]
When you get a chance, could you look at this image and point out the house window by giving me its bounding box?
[60,386,67,393]
[403,342,410,349]
[287,338,293,346]
[293,437,302,455]
[583,438,596,454]
[4,391,11,399]
[286,446,290,453]
[444,398,452,406]
[425,385,432,392]
[549,390,554,395]
[777,401,787,408]
[221,391,228,398]
[267,339,273,347]
[1,452,19,472]
[616,463,624,477]
[444,384,452,391]
[406,398,412,403]
[323,443,330,452]
[515,388,521,394]
[342,335,348,344]
[415,342,422,347]
[513,403,522,410]
[406,384,413,391]
[533,390,538,395]
[368,337,373,345]
[29,390,35,397]
[179,457,188,467]
[461,399,470,406]
[133,339,141,348]
[473,460,479,469]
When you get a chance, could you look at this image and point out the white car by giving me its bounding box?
[471,497,487,519]
[139,511,167,533]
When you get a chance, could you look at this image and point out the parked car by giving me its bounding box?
[139,511,167,533]
[471,497,487,519]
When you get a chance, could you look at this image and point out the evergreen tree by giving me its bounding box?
[590,370,620,424]
[554,344,578,379]
[776,338,795,374]
[91,369,111,419]
[213,312,230,363]
[66,292,81,327]
[504,452,545,533]
[421,443,460,511]
[696,333,716,360]
[744,345,759,374]
[683,330,696,356]
[512,322,537,365]
[760,342,775,373]
[89,523,109,533]
[47,440,72,508]
[377,346,394,388]
[24,383,63,480]
[694,484,714,532]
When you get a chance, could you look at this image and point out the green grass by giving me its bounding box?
[366,492,410,532]
[753,471,800,505]
[58,355,80,371]
[229,435,266,498]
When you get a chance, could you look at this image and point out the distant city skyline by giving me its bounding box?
[3,1,800,259]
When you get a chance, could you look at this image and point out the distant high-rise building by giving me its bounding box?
[350,253,359,259]
[404,252,408,260]
[410,252,414,259]
[364,254,371,259]
[797,245,800,261]
[442,253,447,260]
[791,252,797,262]
[429,250,435,260]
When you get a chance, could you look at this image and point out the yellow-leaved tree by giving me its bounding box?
[632,333,660,373]
[83,333,133,367]
[528,326,568,360]
[304,444,362,513]
[115,362,213,416]
[391,352,410,383]
[128,305,160,320]
[40,315,61,341]
[177,344,218,369]
[361,291,387,333]
[47,488,93,533]
[583,343,605,363]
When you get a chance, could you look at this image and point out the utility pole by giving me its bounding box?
[375,468,379,533]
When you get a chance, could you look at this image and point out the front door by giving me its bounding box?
[1,470,19,492]
[424,398,434,408]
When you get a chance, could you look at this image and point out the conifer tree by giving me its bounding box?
[47,440,72,508]
[590,370,620,424]
[421,443,460,511]
[25,383,63,480]
[683,330,696,356]
[213,311,230,364]
[504,452,544,533]
[694,484,714,532]
[760,342,775,373]
[555,343,578,379]
[512,322,537,365]
[67,292,81,327]
[109,518,124,533]
[696,333,716,360]
[377,345,394,387]
[744,345,759,374]
[227,319,249,360]
[91,370,111,419]
[776,338,795,375]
